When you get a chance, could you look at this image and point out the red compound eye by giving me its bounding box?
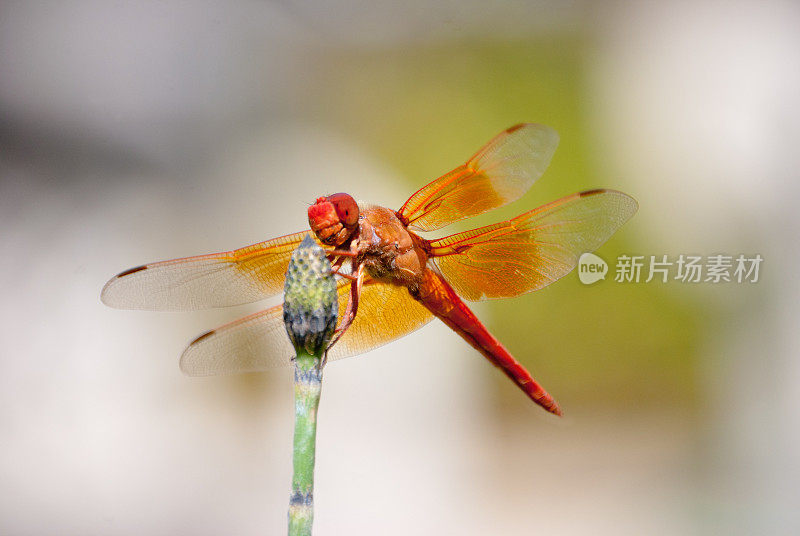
[327,193,359,228]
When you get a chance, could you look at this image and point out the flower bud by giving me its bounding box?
[283,235,338,357]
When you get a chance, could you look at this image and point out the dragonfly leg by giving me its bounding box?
[327,248,359,281]
[328,256,358,280]
[327,249,357,259]
[331,268,358,281]
[327,263,365,356]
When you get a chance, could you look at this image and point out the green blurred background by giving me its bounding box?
[1,2,795,535]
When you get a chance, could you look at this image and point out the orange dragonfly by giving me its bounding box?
[102,124,637,416]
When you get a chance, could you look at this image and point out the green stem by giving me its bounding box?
[288,350,323,536]
[283,234,337,535]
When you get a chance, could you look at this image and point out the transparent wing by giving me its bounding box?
[101,231,313,311]
[427,189,638,301]
[179,303,293,375]
[397,124,559,232]
[180,278,434,376]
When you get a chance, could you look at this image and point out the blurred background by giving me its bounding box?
[1,1,798,534]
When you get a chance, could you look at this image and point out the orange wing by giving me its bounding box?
[397,123,559,232]
[327,278,433,360]
[179,278,433,375]
[427,189,638,301]
[101,231,314,311]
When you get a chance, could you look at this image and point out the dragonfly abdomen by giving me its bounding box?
[412,269,563,416]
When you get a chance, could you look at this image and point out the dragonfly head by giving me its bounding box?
[308,193,360,246]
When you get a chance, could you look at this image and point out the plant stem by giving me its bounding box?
[288,351,323,536]
[282,234,337,536]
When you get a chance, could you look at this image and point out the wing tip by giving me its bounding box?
[179,333,214,376]
[181,330,217,373]
[578,188,639,219]
[100,278,122,308]
[181,328,249,377]
[100,265,149,308]
[506,122,560,143]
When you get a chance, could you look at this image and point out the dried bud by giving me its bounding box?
[283,235,338,357]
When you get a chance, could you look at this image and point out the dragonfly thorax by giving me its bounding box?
[355,205,428,287]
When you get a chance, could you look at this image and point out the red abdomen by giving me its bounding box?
[412,269,562,416]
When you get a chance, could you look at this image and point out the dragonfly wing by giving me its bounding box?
[327,278,434,361]
[180,303,295,375]
[397,124,559,232]
[427,189,638,301]
[101,230,313,311]
[180,278,434,375]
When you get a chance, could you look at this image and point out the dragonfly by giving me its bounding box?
[102,124,637,416]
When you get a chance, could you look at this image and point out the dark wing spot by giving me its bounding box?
[579,189,607,198]
[116,265,147,278]
[190,329,216,345]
